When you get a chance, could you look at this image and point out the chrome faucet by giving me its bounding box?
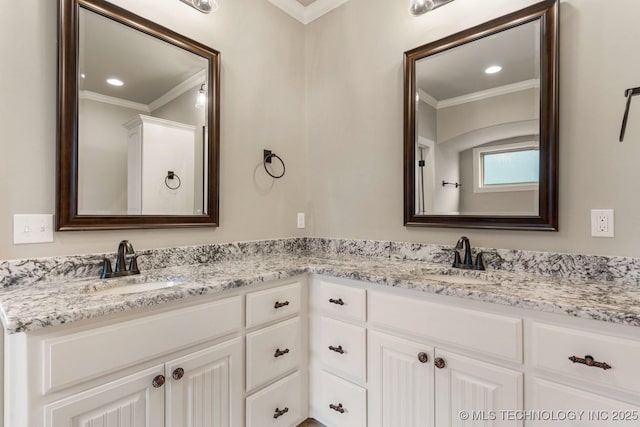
[452,236,485,271]
[100,240,141,279]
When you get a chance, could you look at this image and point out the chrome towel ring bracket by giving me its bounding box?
[165,171,182,190]
[263,149,286,179]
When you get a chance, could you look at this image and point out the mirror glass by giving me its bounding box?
[404,0,558,230]
[78,7,208,216]
[415,20,540,216]
[58,0,220,230]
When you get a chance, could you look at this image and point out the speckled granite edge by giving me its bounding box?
[0,238,308,288]
[307,238,640,286]
[2,237,640,289]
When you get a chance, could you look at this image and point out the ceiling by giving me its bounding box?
[269,0,348,24]
[417,20,540,102]
[79,8,207,106]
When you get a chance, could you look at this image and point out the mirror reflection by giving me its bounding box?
[414,20,540,216]
[78,7,209,216]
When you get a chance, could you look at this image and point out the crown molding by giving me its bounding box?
[268,0,350,24]
[80,90,150,112]
[148,69,206,112]
[438,79,540,109]
[418,88,438,109]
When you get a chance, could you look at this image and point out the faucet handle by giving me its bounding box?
[100,258,113,279]
[451,250,462,268]
[474,253,486,271]
[128,255,141,274]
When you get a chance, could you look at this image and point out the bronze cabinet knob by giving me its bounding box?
[152,374,166,388]
[329,298,345,306]
[172,367,185,380]
[434,357,446,369]
[417,352,429,364]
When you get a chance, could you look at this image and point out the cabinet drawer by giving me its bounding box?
[316,371,366,427]
[246,282,301,329]
[42,297,241,394]
[317,317,366,382]
[246,371,303,427]
[312,278,366,322]
[530,378,640,426]
[531,322,640,394]
[369,291,522,362]
[246,317,301,391]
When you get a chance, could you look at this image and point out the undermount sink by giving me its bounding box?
[90,280,187,296]
[420,273,495,286]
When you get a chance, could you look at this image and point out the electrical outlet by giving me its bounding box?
[591,209,614,237]
[297,213,305,229]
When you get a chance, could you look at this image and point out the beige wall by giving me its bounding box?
[437,89,538,143]
[306,0,640,257]
[0,0,307,259]
[3,0,640,260]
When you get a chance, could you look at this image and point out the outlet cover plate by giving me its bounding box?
[591,209,614,238]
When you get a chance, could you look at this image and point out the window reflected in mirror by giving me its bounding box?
[414,19,541,217]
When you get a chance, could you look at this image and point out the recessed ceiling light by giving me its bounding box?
[485,65,502,74]
[80,73,86,79]
[107,78,124,87]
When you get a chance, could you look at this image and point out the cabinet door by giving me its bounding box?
[44,365,164,427]
[165,338,242,427]
[368,330,435,427]
[434,349,523,427]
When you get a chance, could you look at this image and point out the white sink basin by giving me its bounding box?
[92,280,185,296]
[421,274,494,286]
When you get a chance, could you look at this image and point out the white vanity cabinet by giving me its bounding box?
[3,277,309,427]
[6,295,244,427]
[45,338,242,427]
[244,280,307,427]
[367,290,524,427]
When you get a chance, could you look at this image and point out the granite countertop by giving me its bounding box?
[1,253,639,334]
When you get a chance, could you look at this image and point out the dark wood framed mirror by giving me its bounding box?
[404,0,558,230]
[57,0,220,230]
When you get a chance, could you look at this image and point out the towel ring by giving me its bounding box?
[263,150,286,179]
[165,171,182,190]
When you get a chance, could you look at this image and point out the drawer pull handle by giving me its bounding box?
[172,368,185,380]
[434,357,446,369]
[568,355,612,370]
[274,300,290,309]
[329,345,345,354]
[273,407,289,419]
[417,352,429,363]
[329,403,345,414]
[329,298,345,306]
[274,348,290,358]
[152,374,165,388]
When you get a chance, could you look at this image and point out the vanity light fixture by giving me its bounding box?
[106,78,124,86]
[409,0,454,17]
[179,0,218,13]
[195,84,207,109]
[484,65,503,74]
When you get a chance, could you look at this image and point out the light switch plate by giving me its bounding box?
[13,214,54,244]
[297,212,305,229]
